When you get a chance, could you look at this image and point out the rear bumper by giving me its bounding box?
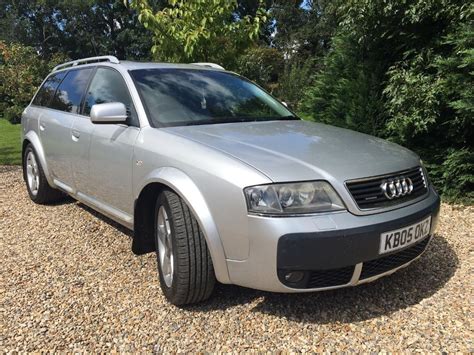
[225,186,440,292]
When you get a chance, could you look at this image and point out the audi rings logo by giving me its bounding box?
[380,177,413,199]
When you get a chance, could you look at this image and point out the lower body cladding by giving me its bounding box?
[225,187,440,293]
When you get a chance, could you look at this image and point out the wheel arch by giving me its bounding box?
[22,131,54,186]
[133,167,231,284]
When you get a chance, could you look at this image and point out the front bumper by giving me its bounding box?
[225,186,440,292]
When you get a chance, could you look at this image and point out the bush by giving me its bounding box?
[384,18,473,202]
[274,59,316,112]
[236,47,317,112]
[236,46,284,92]
[0,41,66,123]
[299,33,385,135]
[432,148,474,203]
[299,1,473,203]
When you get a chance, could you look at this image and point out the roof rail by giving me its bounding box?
[53,55,120,72]
[191,62,225,70]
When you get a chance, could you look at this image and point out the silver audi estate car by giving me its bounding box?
[21,56,440,305]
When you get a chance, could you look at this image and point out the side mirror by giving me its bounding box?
[90,102,127,124]
[281,101,289,108]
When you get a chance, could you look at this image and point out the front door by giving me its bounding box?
[75,67,140,221]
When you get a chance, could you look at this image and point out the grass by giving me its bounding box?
[0,119,22,165]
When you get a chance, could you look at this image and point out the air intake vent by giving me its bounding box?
[360,236,430,280]
[346,166,428,210]
[307,266,354,288]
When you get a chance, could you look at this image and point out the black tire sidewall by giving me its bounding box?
[154,192,179,301]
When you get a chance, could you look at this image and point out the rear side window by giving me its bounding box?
[32,72,66,107]
[50,68,93,113]
[83,67,138,126]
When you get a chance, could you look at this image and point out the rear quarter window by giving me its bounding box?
[32,72,67,107]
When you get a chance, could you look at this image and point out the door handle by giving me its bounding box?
[72,129,80,140]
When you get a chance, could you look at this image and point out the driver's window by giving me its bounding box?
[83,67,138,126]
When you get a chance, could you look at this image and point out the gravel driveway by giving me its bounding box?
[0,166,472,352]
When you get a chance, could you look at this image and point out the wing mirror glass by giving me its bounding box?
[90,102,127,124]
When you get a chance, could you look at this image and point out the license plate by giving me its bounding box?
[379,216,431,254]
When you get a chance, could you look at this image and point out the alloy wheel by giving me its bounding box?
[157,206,174,288]
[26,151,39,196]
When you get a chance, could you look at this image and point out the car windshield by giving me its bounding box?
[130,68,297,127]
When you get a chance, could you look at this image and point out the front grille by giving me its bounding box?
[307,266,354,288]
[346,166,428,209]
[360,236,430,280]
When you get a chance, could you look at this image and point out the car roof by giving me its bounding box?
[51,56,226,74]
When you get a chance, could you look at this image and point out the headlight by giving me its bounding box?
[244,181,345,215]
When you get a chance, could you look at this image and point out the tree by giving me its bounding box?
[384,11,473,201]
[271,0,341,61]
[0,0,159,59]
[0,41,66,123]
[236,46,284,91]
[57,0,162,59]
[301,0,473,202]
[300,32,384,134]
[128,0,267,67]
[268,0,342,112]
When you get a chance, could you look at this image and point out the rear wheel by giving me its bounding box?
[23,144,64,204]
[154,190,215,305]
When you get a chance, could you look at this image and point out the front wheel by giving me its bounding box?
[155,190,215,305]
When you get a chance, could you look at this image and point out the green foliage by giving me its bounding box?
[384,52,440,140]
[300,33,384,135]
[0,0,471,202]
[236,47,317,112]
[1,0,157,60]
[0,119,22,165]
[236,46,284,91]
[301,0,473,202]
[129,0,267,67]
[383,6,473,201]
[430,148,474,203]
[434,20,474,141]
[275,59,316,112]
[0,41,67,123]
[271,0,341,60]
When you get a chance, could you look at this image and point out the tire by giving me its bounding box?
[154,190,216,305]
[23,144,65,204]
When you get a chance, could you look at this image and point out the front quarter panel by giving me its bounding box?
[133,127,272,283]
[136,166,231,283]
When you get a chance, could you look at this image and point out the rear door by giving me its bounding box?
[74,67,139,221]
[39,68,93,192]
[28,71,66,156]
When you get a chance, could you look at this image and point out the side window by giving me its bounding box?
[32,72,66,107]
[83,67,138,126]
[50,68,93,113]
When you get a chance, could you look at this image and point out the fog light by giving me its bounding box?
[284,271,305,283]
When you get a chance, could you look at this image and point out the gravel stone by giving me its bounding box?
[0,166,472,351]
